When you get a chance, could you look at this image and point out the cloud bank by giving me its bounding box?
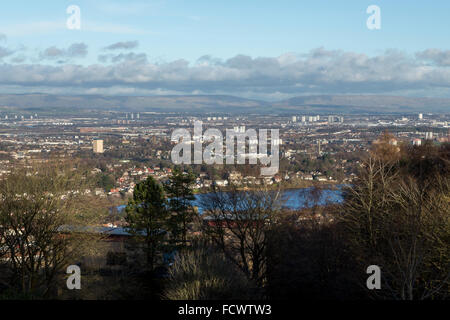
[1,45,450,100]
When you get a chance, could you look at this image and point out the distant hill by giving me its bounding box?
[0,94,269,113]
[275,95,450,113]
[0,93,449,114]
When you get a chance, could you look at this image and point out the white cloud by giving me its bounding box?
[416,49,450,66]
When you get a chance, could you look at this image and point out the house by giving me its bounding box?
[56,226,168,275]
[214,180,228,187]
[94,188,106,197]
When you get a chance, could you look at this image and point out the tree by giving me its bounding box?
[265,208,362,300]
[125,176,168,272]
[200,186,282,286]
[97,173,115,191]
[0,161,101,298]
[165,168,196,246]
[341,141,450,300]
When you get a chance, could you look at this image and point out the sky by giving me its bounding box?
[0,0,450,100]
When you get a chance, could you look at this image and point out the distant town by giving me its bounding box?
[1,110,448,196]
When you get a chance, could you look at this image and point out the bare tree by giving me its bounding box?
[0,161,103,298]
[200,185,282,286]
[341,143,450,300]
[384,175,450,300]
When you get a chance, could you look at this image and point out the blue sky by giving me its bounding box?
[0,0,449,99]
[2,0,449,61]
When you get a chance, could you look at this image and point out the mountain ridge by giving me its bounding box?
[0,93,449,114]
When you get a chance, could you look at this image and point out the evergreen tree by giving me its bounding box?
[125,176,168,271]
[165,168,197,245]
